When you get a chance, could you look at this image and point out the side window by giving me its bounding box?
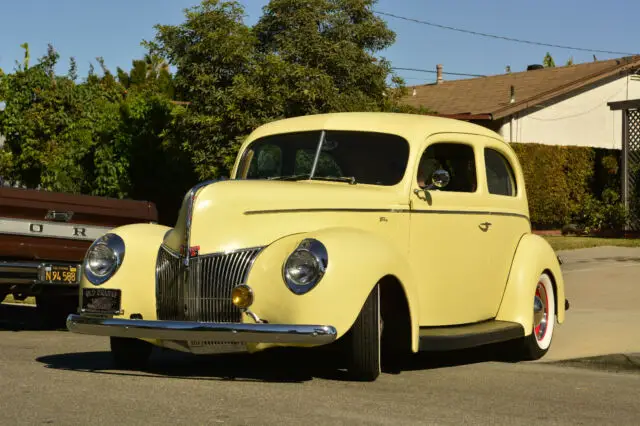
[484,148,517,196]
[417,142,477,192]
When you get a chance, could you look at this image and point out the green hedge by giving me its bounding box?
[510,143,622,229]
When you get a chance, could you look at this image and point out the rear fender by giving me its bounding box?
[496,233,566,335]
[246,227,421,352]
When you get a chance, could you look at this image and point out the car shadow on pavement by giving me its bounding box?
[398,341,521,373]
[35,346,352,383]
[35,341,522,383]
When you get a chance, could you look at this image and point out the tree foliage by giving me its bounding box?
[0,0,417,223]
[543,52,556,68]
[144,0,411,180]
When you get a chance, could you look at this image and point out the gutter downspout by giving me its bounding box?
[509,85,515,142]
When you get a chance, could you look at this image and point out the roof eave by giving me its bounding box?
[490,59,640,120]
[425,112,493,121]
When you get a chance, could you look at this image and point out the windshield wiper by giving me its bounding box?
[268,174,310,181]
[267,175,356,184]
[309,176,357,185]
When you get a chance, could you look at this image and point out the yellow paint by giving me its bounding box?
[77,112,565,354]
[496,233,566,333]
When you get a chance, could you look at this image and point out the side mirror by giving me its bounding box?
[429,169,450,189]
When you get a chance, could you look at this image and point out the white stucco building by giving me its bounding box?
[402,56,640,150]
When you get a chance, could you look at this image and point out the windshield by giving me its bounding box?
[236,130,409,186]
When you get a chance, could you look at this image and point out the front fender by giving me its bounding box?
[79,223,171,322]
[495,233,566,335]
[246,227,420,351]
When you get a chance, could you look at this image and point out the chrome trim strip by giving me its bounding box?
[244,207,530,221]
[182,180,217,268]
[193,245,266,259]
[309,130,326,178]
[244,208,401,215]
[66,314,338,345]
[0,261,48,271]
[0,216,112,241]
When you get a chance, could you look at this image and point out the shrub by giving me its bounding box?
[510,142,626,231]
[570,189,628,234]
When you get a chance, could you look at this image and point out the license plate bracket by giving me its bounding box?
[38,264,81,285]
[82,288,122,314]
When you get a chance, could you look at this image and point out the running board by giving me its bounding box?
[419,320,524,352]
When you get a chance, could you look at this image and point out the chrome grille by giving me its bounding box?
[156,245,262,323]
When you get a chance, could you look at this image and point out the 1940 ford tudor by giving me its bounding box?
[66,112,568,381]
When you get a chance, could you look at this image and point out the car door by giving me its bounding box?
[409,134,496,326]
[475,139,532,317]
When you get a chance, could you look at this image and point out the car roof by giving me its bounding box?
[242,112,507,148]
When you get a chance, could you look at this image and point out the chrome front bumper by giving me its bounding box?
[66,314,338,345]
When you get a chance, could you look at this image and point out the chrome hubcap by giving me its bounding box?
[533,282,548,341]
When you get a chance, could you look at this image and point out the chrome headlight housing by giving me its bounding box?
[283,238,328,295]
[84,233,125,285]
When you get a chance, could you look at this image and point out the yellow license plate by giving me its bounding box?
[39,264,80,284]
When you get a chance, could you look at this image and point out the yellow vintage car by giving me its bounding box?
[66,112,568,381]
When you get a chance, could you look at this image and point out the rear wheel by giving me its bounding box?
[346,284,381,381]
[110,337,153,370]
[518,273,556,360]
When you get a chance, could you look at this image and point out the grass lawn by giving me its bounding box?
[543,236,640,251]
[2,294,36,305]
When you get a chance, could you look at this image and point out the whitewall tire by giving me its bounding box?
[520,272,556,360]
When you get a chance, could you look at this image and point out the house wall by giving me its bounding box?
[498,75,640,149]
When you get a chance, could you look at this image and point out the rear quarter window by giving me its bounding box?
[484,148,517,197]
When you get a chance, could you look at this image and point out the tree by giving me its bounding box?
[144,0,408,180]
[115,55,175,98]
[543,52,555,68]
[0,44,128,192]
[253,0,399,113]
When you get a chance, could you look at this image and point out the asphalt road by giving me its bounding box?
[1,246,639,425]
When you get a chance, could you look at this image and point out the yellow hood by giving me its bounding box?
[163,179,407,255]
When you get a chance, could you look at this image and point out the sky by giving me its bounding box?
[1,0,638,86]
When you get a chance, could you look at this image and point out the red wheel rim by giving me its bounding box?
[533,282,549,341]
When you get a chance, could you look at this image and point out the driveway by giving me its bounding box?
[0,245,639,425]
[543,246,640,363]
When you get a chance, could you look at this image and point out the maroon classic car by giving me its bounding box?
[0,185,157,326]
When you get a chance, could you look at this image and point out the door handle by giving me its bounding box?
[479,222,492,232]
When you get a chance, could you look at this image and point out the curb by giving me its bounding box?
[548,353,640,374]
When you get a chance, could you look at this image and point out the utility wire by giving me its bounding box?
[375,10,639,56]
[392,67,485,77]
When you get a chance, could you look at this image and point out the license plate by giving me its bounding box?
[82,288,122,314]
[38,264,81,285]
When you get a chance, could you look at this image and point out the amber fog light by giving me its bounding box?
[232,284,254,309]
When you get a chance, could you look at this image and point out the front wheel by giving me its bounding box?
[518,272,556,360]
[346,284,382,381]
[110,337,153,370]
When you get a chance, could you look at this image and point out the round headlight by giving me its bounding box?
[84,233,125,285]
[87,244,118,277]
[283,238,328,295]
